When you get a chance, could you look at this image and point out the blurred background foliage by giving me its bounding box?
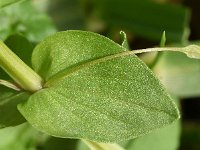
[0,0,199,149]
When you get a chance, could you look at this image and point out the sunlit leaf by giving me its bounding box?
[18,30,179,142]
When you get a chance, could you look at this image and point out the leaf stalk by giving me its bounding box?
[0,40,43,92]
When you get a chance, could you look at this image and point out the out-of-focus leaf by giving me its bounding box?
[0,0,24,8]
[95,0,190,43]
[181,122,200,150]
[47,0,85,30]
[0,1,56,42]
[18,31,179,142]
[41,137,78,150]
[123,120,180,150]
[153,43,200,97]
[0,123,40,150]
[0,90,29,128]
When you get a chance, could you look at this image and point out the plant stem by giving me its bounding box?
[82,139,125,150]
[0,79,21,91]
[45,45,199,87]
[0,40,43,92]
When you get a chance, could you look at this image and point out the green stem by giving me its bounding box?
[0,79,21,91]
[0,40,43,92]
[82,139,125,150]
[45,45,200,87]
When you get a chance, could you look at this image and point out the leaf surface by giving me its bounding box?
[77,120,180,150]
[18,31,179,142]
[154,50,200,97]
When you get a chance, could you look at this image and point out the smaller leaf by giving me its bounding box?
[123,117,181,150]
[0,123,40,150]
[120,31,129,50]
[0,79,21,91]
[160,31,166,47]
[0,89,29,128]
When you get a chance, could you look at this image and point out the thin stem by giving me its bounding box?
[0,40,43,92]
[45,46,190,87]
[132,47,183,54]
[0,79,21,91]
[82,139,125,150]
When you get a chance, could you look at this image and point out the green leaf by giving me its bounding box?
[160,31,166,47]
[78,121,180,150]
[0,0,56,42]
[78,97,181,150]
[18,30,179,142]
[0,88,29,128]
[42,137,78,150]
[95,0,190,42]
[31,30,128,81]
[0,123,40,150]
[0,0,24,8]
[123,120,180,150]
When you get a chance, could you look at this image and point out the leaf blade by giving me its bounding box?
[19,31,179,142]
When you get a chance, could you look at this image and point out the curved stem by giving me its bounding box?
[0,79,21,91]
[82,139,125,150]
[0,40,43,92]
[45,45,200,87]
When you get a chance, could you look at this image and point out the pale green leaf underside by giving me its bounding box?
[18,31,179,142]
